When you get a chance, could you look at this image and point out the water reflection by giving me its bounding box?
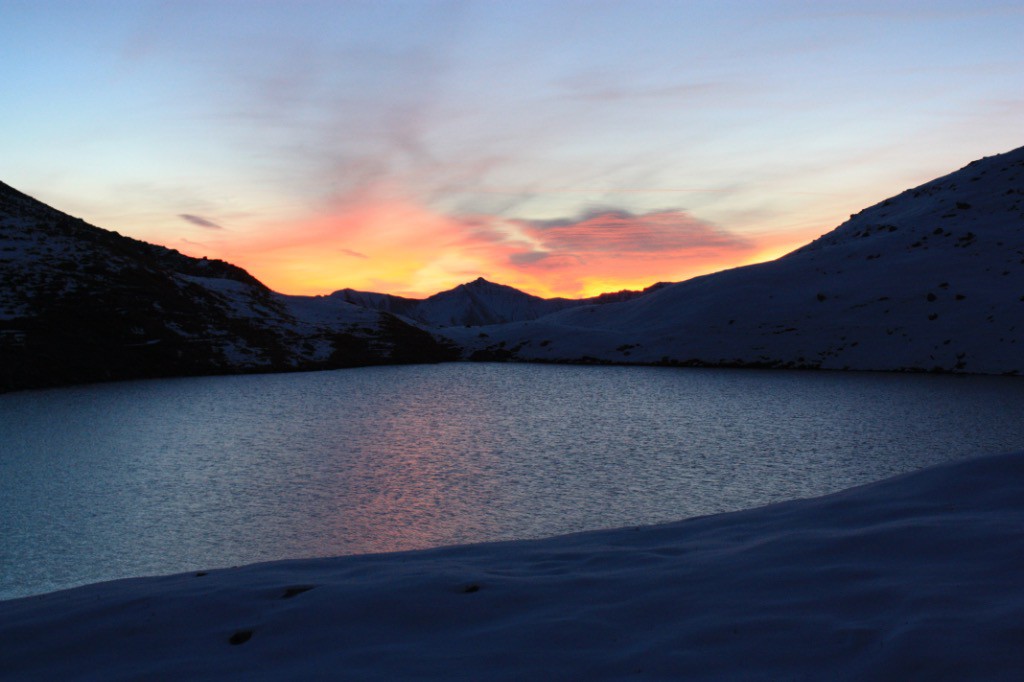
[3,364,1024,599]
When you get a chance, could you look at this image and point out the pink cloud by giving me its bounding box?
[517,209,753,255]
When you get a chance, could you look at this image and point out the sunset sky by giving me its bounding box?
[3,0,1022,298]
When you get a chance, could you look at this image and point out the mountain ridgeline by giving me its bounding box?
[2,145,1023,391]
[330,278,671,328]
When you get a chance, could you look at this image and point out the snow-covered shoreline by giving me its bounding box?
[3,451,1022,680]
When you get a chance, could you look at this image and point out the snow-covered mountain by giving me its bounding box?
[4,145,1022,390]
[408,277,578,327]
[331,278,668,327]
[0,181,456,392]
[444,146,1024,374]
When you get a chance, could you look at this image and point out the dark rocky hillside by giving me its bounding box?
[0,182,456,392]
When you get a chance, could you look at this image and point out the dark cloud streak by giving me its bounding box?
[179,214,223,230]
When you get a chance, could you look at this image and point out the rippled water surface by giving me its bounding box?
[4,363,1024,599]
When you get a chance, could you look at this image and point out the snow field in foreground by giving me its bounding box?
[1,451,1023,680]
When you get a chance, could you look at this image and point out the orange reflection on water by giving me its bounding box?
[321,393,506,554]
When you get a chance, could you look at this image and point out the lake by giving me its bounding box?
[3,363,1024,600]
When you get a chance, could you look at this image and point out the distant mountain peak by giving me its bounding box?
[461,276,501,289]
[330,276,677,327]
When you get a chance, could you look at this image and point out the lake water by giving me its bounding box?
[3,363,1024,600]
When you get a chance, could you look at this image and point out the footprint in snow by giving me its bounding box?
[228,629,253,646]
[280,585,316,599]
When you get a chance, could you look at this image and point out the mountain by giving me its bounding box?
[0,181,456,392]
[444,145,1024,374]
[415,278,575,327]
[331,278,669,328]
[5,145,1022,391]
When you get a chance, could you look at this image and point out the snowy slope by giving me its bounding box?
[0,182,456,391]
[2,450,1022,680]
[329,288,422,318]
[445,146,1024,374]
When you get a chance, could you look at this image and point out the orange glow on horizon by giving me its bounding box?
[178,197,818,300]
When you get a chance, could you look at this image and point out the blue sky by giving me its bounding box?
[2,0,1022,296]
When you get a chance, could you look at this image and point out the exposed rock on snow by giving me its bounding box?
[2,451,1022,680]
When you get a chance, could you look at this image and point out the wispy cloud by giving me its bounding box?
[46,1,1015,300]
[3,0,1019,292]
[555,78,727,103]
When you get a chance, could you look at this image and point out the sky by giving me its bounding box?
[2,1,1022,298]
